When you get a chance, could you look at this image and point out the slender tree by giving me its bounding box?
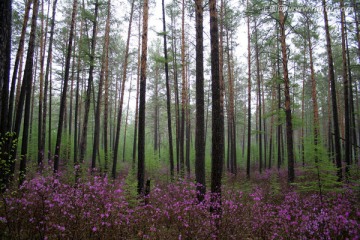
[278,0,294,182]
[53,0,78,172]
[180,0,186,177]
[38,0,57,166]
[79,0,98,164]
[195,0,205,201]
[322,0,342,180]
[246,0,251,178]
[112,0,135,178]
[91,0,111,171]
[0,0,12,133]
[138,0,149,195]
[162,0,175,178]
[209,0,224,214]
[0,0,12,190]
[17,0,39,184]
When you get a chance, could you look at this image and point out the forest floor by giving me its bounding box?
[1,163,359,239]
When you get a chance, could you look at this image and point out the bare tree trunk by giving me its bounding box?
[132,8,141,170]
[180,0,186,177]
[246,1,251,178]
[53,0,78,172]
[91,0,111,171]
[322,0,342,180]
[162,0,174,178]
[278,0,295,182]
[340,0,350,177]
[138,0,149,195]
[254,21,262,174]
[209,0,224,216]
[17,0,39,185]
[7,0,32,135]
[79,0,98,165]
[112,0,135,178]
[195,0,205,201]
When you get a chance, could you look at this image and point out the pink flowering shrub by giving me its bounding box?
[0,172,359,239]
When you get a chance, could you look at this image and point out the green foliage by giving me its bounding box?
[0,132,18,191]
[123,169,140,207]
[295,136,343,194]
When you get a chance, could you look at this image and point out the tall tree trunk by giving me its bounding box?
[340,0,350,177]
[132,8,141,170]
[345,15,358,164]
[79,0,98,165]
[162,0,174,178]
[112,0,135,178]
[180,0,186,177]
[195,0,205,201]
[38,0,50,167]
[103,13,110,173]
[322,0,342,180]
[225,12,236,175]
[276,22,282,170]
[0,0,12,134]
[73,12,83,167]
[154,64,159,153]
[53,0,78,172]
[278,0,295,183]
[17,0,39,185]
[91,0,111,171]
[0,0,13,189]
[254,21,262,174]
[246,2,251,178]
[209,0,224,215]
[7,0,32,135]
[170,6,180,174]
[138,0,149,195]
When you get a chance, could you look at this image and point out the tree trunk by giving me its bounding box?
[195,0,205,201]
[17,0,39,185]
[91,0,111,171]
[246,2,251,178]
[53,0,78,173]
[180,0,186,177]
[112,0,135,178]
[138,0,149,195]
[73,12,83,167]
[254,21,262,174]
[278,0,295,183]
[322,0,342,180]
[209,0,224,215]
[79,0,98,165]
[132,8,141,170]
[0,0,12,134]
[162,0,174,178]
[340,0,350,177]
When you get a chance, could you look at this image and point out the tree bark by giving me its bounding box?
[79,0,98,165]
[162,0,174,178]
[322,0,342,180]
[340,0,350,177]
[91,0,111,171]
[138,0,149,195]
[246,1,251,178]
[210,0,224,214]
[53,0,78,173]
[195,0,205,201]
[112,0,135,178]
[278,0,295,183]
[18,0,39,185]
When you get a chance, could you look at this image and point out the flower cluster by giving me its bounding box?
[0,173,359,239]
